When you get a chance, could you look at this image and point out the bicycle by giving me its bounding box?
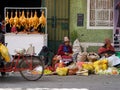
[0,53,44,81]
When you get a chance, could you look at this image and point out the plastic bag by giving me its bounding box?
[107,54,120,67]
[44,69,53,75]
[72,39,82,54]
[93,59,108,73]
[96,67,119,75]
[0,44,10,62]
[82,62,94,73]
[56,67,68,76]
[26,44,35,55]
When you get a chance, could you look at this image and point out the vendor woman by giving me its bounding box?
[57,36,73,56]
[98,38,115,57]
[53,36,73,66]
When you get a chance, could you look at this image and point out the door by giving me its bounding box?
[42,0,70,53]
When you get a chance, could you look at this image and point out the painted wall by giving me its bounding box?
[69,0,113,43]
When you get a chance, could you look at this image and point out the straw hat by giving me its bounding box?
[64,36,70,42]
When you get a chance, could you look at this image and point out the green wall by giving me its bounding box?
[70,0,113,43]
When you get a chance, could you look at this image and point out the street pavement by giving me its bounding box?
[0,72,120,90]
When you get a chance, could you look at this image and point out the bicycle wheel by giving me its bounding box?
[19,56,44,81]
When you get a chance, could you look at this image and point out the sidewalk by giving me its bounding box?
[0,73,120,90]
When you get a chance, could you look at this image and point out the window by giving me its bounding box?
[87,0,113,29]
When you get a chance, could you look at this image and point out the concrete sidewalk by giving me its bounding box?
[0,74,120,90]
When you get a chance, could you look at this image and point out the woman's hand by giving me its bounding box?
[65,52,69,56]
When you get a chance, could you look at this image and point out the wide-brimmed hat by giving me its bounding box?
[64,36,70,42]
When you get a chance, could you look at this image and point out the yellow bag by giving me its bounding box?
[56,67,68,76]
[0,44,10,62]
[93,59,108,73]
[82,63,94,73]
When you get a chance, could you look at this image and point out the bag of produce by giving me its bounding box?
[117,68,120,74]
[107,54,120,67]
[93,59,108,74]
[44,69,53,75]
[97,67,119,75]
[82,62,94,73]
[56,67,68,76]
[0,43,10,62]
[72,39,82,54]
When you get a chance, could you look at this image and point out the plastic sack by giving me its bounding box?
[96,67,119,75]
[82,62,94,73]
[44,69,53,75]
[107,54,120,67]
[93,59,108,73]
[72,39,82,54]
[26,44,35,55]
[56,67,68,76]
[0,43,10,62]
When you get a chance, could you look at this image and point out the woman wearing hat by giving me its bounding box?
[57,36,73,56]
[52,36,73,68]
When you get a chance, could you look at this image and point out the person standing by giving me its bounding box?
[0,23,6,76]
[116,2,120,27]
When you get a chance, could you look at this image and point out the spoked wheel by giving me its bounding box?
[19,56,44,81]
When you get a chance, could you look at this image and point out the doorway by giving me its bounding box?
[43,0,70,53]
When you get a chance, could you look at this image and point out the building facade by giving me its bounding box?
[44,0,114,52]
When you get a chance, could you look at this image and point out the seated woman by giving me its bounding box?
[57,36,73,57]
[53,36,73,67]
[98,38,115,57]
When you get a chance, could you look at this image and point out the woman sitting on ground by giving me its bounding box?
[57,36,73,57]
[98,38,115,57]
[53,36,73,67]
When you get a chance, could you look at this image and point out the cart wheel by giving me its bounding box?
[19,56,44,81]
